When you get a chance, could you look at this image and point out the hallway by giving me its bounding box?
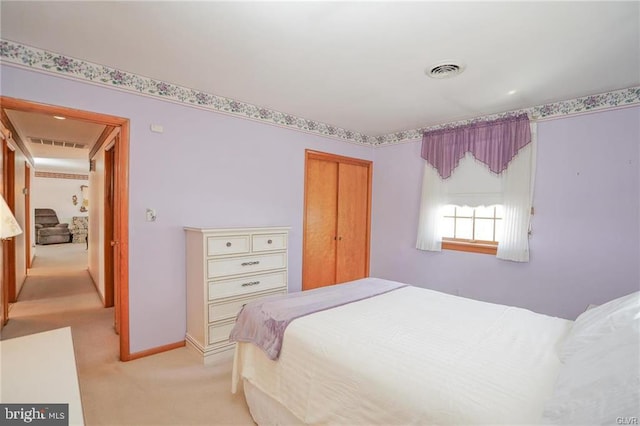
[1,243,115,349]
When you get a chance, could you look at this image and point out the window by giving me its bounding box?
[440,205,503,255]
[416,116,536,262]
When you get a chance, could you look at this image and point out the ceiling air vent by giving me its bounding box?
[29,137,87,149]
[427,62,465,79]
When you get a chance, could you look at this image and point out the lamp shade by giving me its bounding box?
[0,194,22,239]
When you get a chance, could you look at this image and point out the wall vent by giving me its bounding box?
[29,137,87,149]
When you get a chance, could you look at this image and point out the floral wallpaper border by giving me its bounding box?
[2,39,639,146]
[35,171,88,181]
[375,86,640,145]
[0,40,372,145]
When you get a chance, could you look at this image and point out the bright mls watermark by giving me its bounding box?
[617,417,639,425]
[0,404,68,425]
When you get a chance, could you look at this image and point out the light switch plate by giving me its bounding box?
[150,124,164,133]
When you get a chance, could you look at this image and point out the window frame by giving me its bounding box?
[441,205,502,255]
[442,239,498,255]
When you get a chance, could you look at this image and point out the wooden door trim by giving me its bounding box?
[24,161,31,269]
[0,108,34,165]
[114,122,130,361]
[104,146,114,308]
[302,149,372,290]
[306,149,373,167]
[1,138,8,326]
[91,126,116,160]
[364,160,372,277]
[0,96,131,361]
[5,147,16,302]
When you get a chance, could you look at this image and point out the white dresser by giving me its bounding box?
[184,226,289,363]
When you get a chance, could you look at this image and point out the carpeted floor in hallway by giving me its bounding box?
[1,243,254,425]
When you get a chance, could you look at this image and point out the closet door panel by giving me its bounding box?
[303,158,338,290]
[335,162,369,284]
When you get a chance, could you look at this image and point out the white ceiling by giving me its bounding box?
[5,109,105,173]
[1,1,639,136]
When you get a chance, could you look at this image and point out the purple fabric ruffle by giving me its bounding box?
[422,114,531,179]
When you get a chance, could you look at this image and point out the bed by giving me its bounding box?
[230,278,640,425]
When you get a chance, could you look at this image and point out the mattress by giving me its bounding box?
[232,281,573,425]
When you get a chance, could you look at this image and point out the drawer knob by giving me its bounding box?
[241,260,260,266]
[267,239,272,244]
[226,242,232,247]
[241,281,260,287]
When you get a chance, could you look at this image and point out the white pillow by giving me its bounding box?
[542,291,640,425]
[559,291,640,362]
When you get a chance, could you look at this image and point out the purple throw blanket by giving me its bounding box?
[229,278,408,360]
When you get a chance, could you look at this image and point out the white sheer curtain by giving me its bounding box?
[497,124,537,261]
[416,123,537,262]
[416,164,444,251]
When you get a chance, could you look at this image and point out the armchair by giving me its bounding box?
[35,208,71,245]
[69,216,89,247]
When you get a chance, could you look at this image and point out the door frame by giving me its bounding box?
[1,138,17,324]
[104,144,115,310]
[24,161,31,269]
[302,149,372,290]
[0,96,132,361]
[4,143,17,302]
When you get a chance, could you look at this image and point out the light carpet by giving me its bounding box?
[1,243,255,425]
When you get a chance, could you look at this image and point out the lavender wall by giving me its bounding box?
[1,65,374,352]
[4,64,638,353]
[371,106,640,320]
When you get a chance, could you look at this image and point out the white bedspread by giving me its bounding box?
[233,281,572,425]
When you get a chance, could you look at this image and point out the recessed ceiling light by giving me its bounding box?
[426,61,465,79]
[507,90,517,95]
[53,115,66,120]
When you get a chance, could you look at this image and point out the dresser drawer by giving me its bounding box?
[208,289,287,323]
[252,233,287,252]
[208,320,235,345]
[207,252,286,279]
[207,235,250,256]
[208,271,287,300]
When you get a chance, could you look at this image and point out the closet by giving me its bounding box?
[302,150,372,290]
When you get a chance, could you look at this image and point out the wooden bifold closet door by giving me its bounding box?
[303,150,372,290]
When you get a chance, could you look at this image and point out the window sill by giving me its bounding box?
[441,240,498,255]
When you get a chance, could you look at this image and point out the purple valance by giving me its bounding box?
[421,114,531,179]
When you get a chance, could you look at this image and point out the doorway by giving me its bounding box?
[0,96,131,361]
